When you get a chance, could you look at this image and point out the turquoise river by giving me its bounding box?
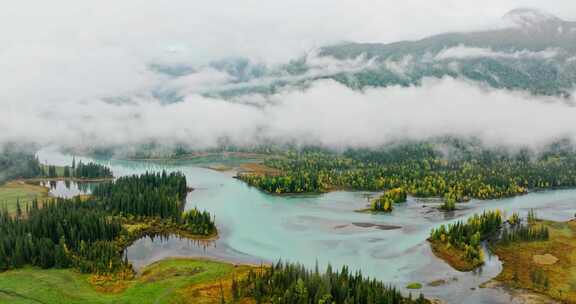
[38,149,576,304]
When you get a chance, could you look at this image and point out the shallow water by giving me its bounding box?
[38,149,576,303]
[41,180,97,198]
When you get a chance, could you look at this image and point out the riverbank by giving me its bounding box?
[38,163,114,182]
[490,219,576,303]
[428,239,482,272]
[429,217,576,302]
[482,280,561,304]
[119,218,219,251]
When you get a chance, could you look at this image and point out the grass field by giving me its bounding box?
[492,220,576,303]
[0,258,256,304]
[0,181,49,214]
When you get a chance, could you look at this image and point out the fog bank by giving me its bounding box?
[2,77,575,151]
[3,1,576,152]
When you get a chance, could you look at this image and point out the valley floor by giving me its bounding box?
[0,181,49,214]
[0,258,257,304]
[491,220,576,303]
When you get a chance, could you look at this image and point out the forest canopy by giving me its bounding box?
[238,140,576,207]
[235,261,428,304]
[0,171,216,274]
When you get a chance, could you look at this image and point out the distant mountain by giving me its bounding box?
[324,8,576,57]
[314,8,576,96]
[152,8,576,100]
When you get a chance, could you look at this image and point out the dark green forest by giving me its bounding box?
[234,261,428,304]
[92,171,187,219]
[43,161,113,179]
[0,171,216,274]
[92,171,216,236]
[0,197,125,273]
[72,161,113,178]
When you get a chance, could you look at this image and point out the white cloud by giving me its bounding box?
[0,43,159,109]
[170,51,376,97]
[2,77,576,150]
[384,56,414,76]
[262,79,576,149]
[0,1,574,64]
[163,68,233,96]
[1,1,576,152]
[435,45,560,60]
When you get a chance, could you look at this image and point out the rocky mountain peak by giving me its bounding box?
[502,8,561,28]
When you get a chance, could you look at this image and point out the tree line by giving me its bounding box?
[429,210,503,265]
[238,141,576,208]
[43,160,113,179]
[0,197,125,273]
[92,171,188,219]
[181,208,217,236]
[232,261,428,304]
[92,171,216,235]
[370,188,407,212]
[430,210,550,266]
[72,160,113,178]
[499,211,549,245]
[0,171,216,274]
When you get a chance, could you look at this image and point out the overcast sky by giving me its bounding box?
[1,1,576,151]
[1,0,575,62]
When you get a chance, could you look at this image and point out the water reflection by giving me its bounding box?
[126,233,263,271]
[40,180,98,198]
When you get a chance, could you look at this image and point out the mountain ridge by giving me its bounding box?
[151,8,576,100]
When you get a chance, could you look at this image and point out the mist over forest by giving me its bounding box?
[1,2,576,155]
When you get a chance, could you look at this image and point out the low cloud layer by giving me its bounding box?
[435,45,561,60]
[3,76,576,151]
[2,1,576,152]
